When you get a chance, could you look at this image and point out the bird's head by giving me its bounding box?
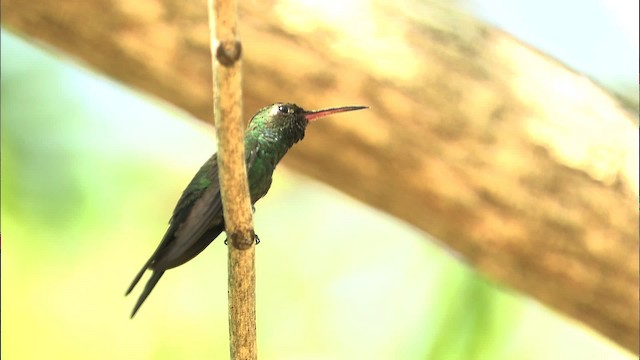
[248,103,367,145]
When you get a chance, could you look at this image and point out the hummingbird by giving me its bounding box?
[126,103,367,317]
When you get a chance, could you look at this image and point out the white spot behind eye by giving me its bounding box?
[270,105,282,116]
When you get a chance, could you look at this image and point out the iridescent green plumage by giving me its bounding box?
[126,103,367,317]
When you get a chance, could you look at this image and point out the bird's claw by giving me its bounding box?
[223,233,260,246]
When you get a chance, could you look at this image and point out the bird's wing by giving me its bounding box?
[126,155,221,295]
[150,155,223,270]
[169,155,220,225]
[155,183,223,269]
[127,146,261,304]
[141,143,262,271]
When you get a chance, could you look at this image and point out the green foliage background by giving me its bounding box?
[1,30,633,359]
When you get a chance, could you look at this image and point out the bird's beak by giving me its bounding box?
[303,105,368,121]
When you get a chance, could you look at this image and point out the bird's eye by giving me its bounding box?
[278,105,290,114]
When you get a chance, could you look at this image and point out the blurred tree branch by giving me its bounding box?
[2,0,637,353]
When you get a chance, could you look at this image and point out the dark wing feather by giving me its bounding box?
[127,143,262,316]
[125,222,178,296]
[129,270,164,318]
[126,155,222,314]
[151,183,223,270]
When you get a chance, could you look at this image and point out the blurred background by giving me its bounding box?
[1,0,637,359]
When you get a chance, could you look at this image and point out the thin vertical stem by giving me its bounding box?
[207,0,256,359]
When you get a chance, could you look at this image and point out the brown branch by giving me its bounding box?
[2,0,637,353]
[207,0,256,358]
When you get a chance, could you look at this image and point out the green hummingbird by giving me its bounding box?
[126,103,367,317]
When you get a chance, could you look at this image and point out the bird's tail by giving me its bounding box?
[129,270,165,318]
[126,261,150,296]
